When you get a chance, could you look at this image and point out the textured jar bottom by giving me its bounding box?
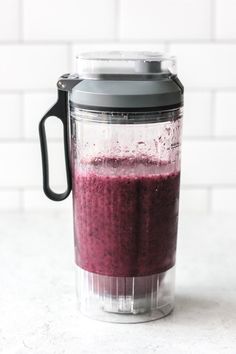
[76,265,175,323]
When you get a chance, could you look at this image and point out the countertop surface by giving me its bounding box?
[0,212,236,354]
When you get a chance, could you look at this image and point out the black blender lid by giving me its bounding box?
[70,51,183,111]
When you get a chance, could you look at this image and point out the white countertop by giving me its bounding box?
[0,212,236,354]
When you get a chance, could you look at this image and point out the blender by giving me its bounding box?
[39,51,184,323]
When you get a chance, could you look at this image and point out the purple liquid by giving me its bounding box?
[73,157,180,277]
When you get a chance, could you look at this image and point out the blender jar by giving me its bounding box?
[39,51,183,323]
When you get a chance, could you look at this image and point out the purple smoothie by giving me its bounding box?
[73,156,180,277]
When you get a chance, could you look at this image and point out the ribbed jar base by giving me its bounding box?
[75,266,175,323]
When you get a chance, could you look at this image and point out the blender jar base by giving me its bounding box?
[75,266,175,323]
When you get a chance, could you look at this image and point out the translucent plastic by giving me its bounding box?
[76,51,177,78]
[76,266,175,323]
[71,107,182,322]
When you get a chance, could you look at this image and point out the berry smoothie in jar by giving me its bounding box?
[73,155,180,296]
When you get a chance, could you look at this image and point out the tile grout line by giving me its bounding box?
[2,39,236,46]
[0,89,56,94]
[184,136,236,141]
[1,185,236,191]
[181,185,236,189]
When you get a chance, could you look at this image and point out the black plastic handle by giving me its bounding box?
[39,90,72,201]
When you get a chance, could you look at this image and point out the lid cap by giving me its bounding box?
[70,51,183,111]
[76,51,177,79]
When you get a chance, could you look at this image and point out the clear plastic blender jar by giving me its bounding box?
[39,51,184,323]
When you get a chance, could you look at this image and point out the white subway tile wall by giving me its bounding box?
[179,189,209,213]
[0,0,235,212]
[0,190,21,210]
[119,0,212,40]
[182,141,236,186]
[212,188,236,213]
[0,0,20,41]
[0,94,21,138]
[23,0,117,41]
[214,92,236,137]
[0,45,69,90]
[169,44,236,89]
[23,92,57,138]
[183,91,212,137]
[215,0,236,39]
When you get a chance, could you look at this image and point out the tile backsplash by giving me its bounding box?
[0,0,235,213]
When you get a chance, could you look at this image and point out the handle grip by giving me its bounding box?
[39,90,72,201]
